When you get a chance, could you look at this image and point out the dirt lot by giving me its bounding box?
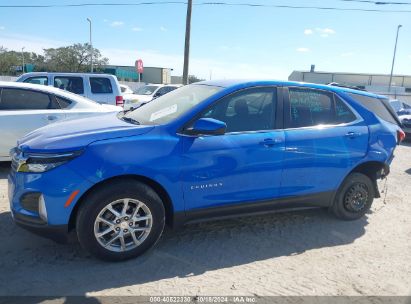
[0,144,410,297]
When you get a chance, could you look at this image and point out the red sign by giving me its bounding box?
[135,59,144,74]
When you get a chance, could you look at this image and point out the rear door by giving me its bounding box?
[0,88,65,158]
[281,87,369,199]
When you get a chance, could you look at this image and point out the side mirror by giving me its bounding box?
[186,118,226,136]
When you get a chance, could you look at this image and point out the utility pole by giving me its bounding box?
[21,47,25,74]
[87,18,93,73]
[182,0,192,85]
[388,24,402,92]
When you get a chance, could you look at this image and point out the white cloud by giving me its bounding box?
[132,27,143,32]
[0,26,5,31]
[304,27,336,38]
[160,26,167,32]
[304,29,313,35]
[315,28,336,38]
[103,19,108,23]
[296,47,310,52]
[110,21,124,27]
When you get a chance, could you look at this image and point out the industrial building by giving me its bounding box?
[104,65,172,84]
[289,70,411,102]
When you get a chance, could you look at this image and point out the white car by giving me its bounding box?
[0,82,122,161]
[120,84,141,111]
[123,84,182,111]
[16,72,124,107]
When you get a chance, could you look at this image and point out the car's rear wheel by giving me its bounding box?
[332,172,375,220]
[76,180,165,261]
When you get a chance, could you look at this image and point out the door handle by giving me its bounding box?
[46,115,58,121]
[345,132,361,138]
[260,138,276,147]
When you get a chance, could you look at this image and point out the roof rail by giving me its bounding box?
[327,82,367,91]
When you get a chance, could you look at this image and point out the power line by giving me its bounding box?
[1,1,411,12]
[336,0,411,4]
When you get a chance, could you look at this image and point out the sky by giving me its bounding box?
[0,0,411,81]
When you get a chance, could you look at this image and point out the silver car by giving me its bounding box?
[0,81,122,161]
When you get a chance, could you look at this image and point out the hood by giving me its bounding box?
[18,112,154,153]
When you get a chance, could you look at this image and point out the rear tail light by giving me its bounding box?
[397,129,406,143]
[116,95,124,107]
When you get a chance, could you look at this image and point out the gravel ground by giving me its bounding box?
[0,144,410,297]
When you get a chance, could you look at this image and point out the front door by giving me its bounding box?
[180,86,285,210]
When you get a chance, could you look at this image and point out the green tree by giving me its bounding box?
[43,43,108,72]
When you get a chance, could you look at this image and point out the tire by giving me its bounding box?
[332,172,375,221]
[76,180,165,261]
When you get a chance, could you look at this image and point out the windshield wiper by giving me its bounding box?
[121,116,140,125]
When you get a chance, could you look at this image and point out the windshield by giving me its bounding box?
[124,84,222,125]
[134,85,160,95]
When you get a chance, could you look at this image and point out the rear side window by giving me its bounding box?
[287,88,357,128]
[23,76,48,85]
[287,88,333,128]
[348,93,398,125]
[54,76,84,94]
[334,95,357,124]
[90,77,113,94]
[0,88,59,110]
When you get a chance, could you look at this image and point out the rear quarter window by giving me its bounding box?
[348,93,399,125]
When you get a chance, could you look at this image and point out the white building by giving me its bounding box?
[289,70,411,103]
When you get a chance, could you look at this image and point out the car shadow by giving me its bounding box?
[0,206,369,297]
[0,162,11,179]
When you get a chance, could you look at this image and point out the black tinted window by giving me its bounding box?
[90,77,113,94]
[348,93,398,125]
[287,88,334,128]
[54,76,84,94]
[0,88,58,110]
[55,95,73,109]
[201,87,276,133]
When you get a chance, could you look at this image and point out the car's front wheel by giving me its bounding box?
[76,180,165,261]
[332,172,375,221]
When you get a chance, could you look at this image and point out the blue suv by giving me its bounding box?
[8,80,404,261]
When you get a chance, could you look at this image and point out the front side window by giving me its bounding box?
[90,77,113,94]
[23,76,48,86]
[54,76,84,94]
[123,84,222,125]
[201,87,277,133]
[0,88,59,110]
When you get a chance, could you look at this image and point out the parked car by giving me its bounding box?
[126,84,181,109]
[0,81,121,161]
[389,99,411,116]
[120,84,142,111]
[399,115,411,138]
[9,80,404,261]
[16,72,124,107]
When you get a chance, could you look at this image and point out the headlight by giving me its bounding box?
[11,149,83,173]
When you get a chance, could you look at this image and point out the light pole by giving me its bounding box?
[87,17,93,73]
[21,47,25,74]
[388,25,402,92]
[182,0,192,85]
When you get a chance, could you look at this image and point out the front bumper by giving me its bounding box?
[12,212,68,243]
